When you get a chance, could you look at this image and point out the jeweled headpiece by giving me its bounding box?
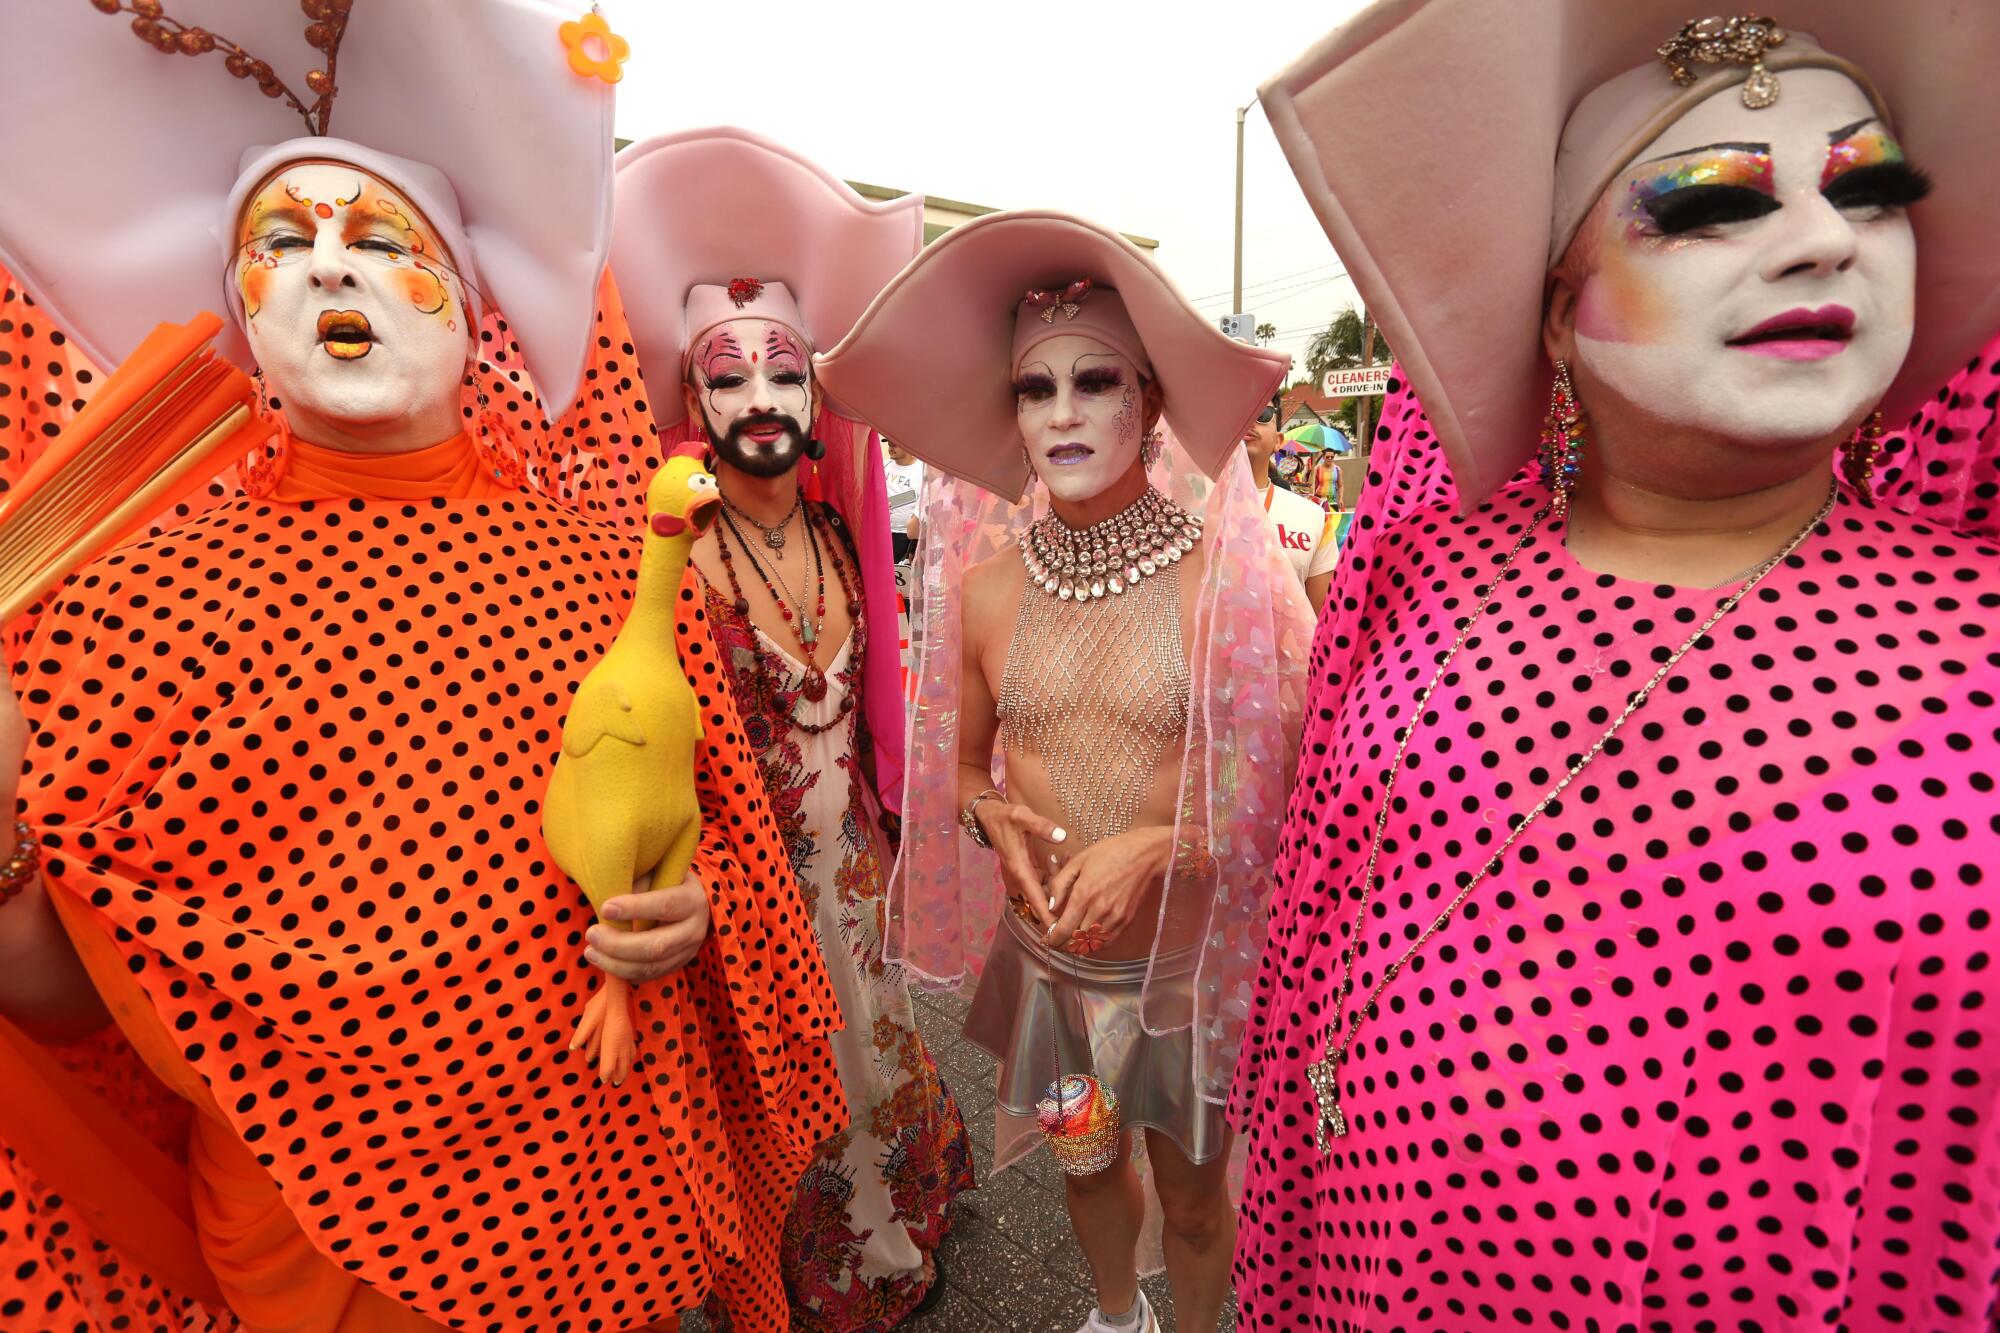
[1657,14,1788,108]
[89,0,352,135]
[1023,279,1093,324]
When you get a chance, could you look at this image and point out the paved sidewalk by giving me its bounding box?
[681,983,1239,1333]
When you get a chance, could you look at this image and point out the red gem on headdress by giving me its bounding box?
[727,277,765,308]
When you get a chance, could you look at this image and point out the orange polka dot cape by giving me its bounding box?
[1,270,847,1330]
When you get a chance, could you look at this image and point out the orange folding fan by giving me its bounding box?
[0,312,272,623]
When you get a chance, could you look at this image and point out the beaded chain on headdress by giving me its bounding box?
[87,0,353,136]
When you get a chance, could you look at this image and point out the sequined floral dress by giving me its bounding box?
[1230,478,2000,1329]
[701,533,975,1333]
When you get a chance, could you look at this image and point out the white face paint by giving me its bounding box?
[1568,69,1921,446]
[235,162,470,447]
[1013,334,1147,503]
[685,317,815,478]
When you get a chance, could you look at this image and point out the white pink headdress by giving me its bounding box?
[817,210,1315,1102]
[611,128,923,817]
[0,0,617,420]
[1260,0,2000,505]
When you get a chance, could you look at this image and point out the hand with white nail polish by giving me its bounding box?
[967,794,1068,932]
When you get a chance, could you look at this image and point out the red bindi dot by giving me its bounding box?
[315,203,334,219]
[750,352,759,364]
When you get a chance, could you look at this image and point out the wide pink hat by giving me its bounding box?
[0,0,616,420]
[612,128,925,426]
[815,211,1292,502]
[1261,1,2000,505]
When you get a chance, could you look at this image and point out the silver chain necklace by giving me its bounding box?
[722,489,803,549]
[1303,481,1836,1155]
[1021,487,1201,602]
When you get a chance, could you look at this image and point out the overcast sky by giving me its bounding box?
[608,0,1372,375]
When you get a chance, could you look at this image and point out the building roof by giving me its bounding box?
[1281,385,1347,422]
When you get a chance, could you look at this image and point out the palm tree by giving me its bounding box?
[1304,306,1371,386]
[1255,321,1277,346]
[1304,306,1389,448]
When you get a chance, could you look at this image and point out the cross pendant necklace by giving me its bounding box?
[1304,1046,1347,1150]
[1297,485,1832,1160]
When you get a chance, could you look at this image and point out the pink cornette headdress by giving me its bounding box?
[819,210,1291,503]
[817,210,1315,1103]
[1011,278,1154,380]
[611,128,924,818]
[0,0,616,423]
[1260,0,2000,506]
[682,278,807,374]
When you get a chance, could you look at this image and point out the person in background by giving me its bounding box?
[1241,390,1340,610]
[885,437,926,565]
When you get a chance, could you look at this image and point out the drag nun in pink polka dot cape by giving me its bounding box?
[1232,1,2000,1327]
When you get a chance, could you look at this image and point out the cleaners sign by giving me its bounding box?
[1321,365,1393,397]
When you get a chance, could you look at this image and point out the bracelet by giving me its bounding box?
[0,821,41,905]
[960,789,1004,849]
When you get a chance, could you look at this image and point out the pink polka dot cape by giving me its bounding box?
[1232,365,2000,1328]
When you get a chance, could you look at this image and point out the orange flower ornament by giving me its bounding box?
[559,10,628,85]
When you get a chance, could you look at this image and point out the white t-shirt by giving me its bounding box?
[884,457,925,538]
[1262,483,1342,583]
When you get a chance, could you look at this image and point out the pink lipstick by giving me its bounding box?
[1726,304,1855,361]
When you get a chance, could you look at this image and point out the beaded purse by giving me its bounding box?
[1035,958,1123,1176]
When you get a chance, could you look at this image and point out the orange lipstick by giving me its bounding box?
[316,309,375,360]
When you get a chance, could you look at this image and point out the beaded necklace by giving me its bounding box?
[714,503,860,733]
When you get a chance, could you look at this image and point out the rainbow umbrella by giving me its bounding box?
[1284,422,1352,454]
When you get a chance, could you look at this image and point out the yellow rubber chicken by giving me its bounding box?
[543,455,722,1085]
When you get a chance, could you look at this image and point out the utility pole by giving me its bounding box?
[1355,313,1379,457]
[1233,103,1250,316]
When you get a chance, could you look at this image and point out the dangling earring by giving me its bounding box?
[237,367,287,496]
[1840,410,1883,492]
[470,362,528,489]
[1140,427,1164,469]
[803,436,826,461]
[1539,359,1586,511]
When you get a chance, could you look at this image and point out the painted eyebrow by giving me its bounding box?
[249,202,318,232]
[1635,140,1769,166]
[1826,116,1880,142]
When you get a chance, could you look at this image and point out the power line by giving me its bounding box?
[1192,276,1343,311]
[1185,260,1343,305]
[1192,274,1348,312]
[1189,268,1346,311]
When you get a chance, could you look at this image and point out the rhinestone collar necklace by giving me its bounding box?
[1021,488,1201,602]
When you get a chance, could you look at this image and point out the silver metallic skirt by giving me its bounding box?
[963,910,1228,1168]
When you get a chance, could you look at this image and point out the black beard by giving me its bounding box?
[703,408,807,479]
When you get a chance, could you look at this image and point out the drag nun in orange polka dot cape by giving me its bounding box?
[0,3,845,1331]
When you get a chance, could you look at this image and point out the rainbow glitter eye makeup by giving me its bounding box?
[1622,149,1777,239]
[1821,121,1902,186]
[1821,122,1931,215]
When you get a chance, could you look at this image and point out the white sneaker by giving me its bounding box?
[1075,1291,1158,1333]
